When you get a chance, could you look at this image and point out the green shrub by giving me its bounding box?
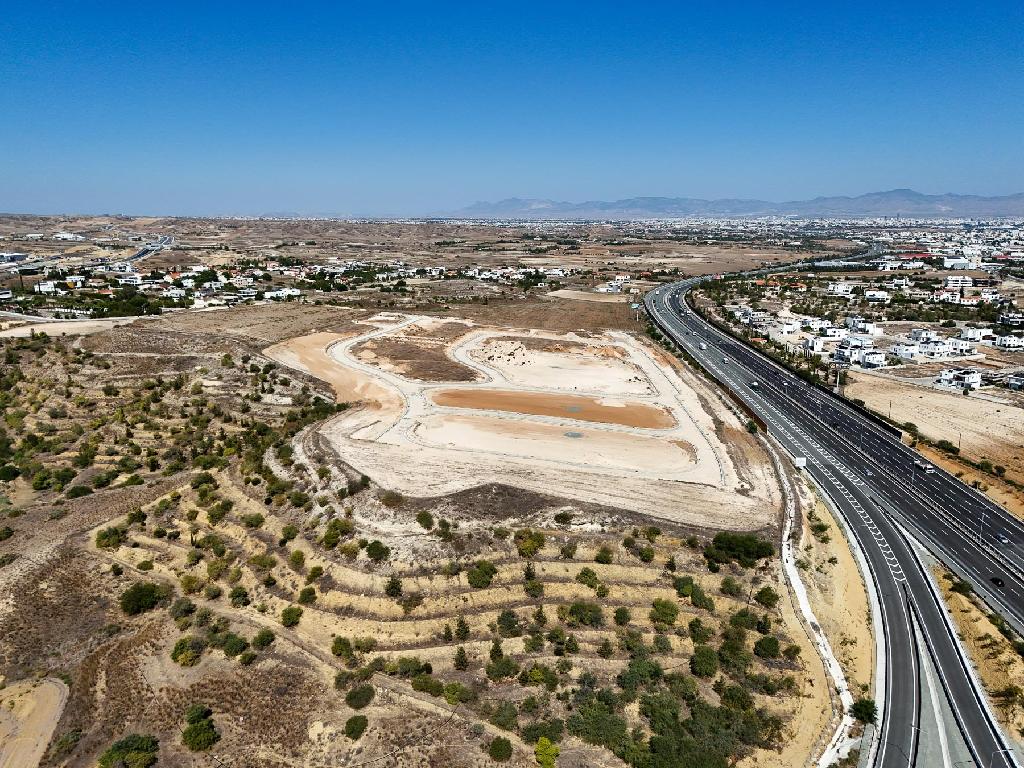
[181,717,220,751]
[365,540,390,563]
[690,644,718,677]
[704,532,773,568]
[171,635,207,666]
[566,601,603,627]
[415,510,434,529]
[721,576,743,597]
[613,607,631,626]
[754,586,780,609]
[66,484,93,498]
[649,598,679,626]
[120,582,170,615]
[466,559,498,588]
[96,526,127,549]
[345,684,375,710]
[754,636,780,659]
[488,736,513,761]
[514,528,545,557]
[281,605,303,627]
[345,714,368,740]
[594,546,613,564]
[298,586,317,604]
[851,698,877,724]
[98,734,159,768]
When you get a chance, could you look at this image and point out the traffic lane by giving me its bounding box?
[677,313,1024,626]
[665,289,1024,587]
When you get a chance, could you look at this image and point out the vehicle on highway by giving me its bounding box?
[721,356,727,362]
[699,342,708,350]
[913,459,935,473]
[997,533,1010,545]
[991,576,1005,589]
[749,380,759,389]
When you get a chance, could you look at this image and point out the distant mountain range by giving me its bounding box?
[450,189,1024,220]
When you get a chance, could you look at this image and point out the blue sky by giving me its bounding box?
[1,1,1022,216]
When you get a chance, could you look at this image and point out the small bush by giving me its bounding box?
[345,684,375,710]
[181,716,220,752]
[466,559,498,588]
[488,736,513,761]
[120,582,170,615]
[851,698,877,724]
[281,605,303,627]
[345,714,368,740]
[98,734,159,768]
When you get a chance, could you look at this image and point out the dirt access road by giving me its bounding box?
[0,677,68,768]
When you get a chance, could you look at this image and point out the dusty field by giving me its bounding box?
[797,491,875,695]
[936,566,1024,741]
[431,388,676,429]
[351,319,479,381]
[0,678,68,768]
[846,370,1024,480]
[544,289,630,303]
[148,302,370,344]
[268,313,777,528]
[0,318,136,337]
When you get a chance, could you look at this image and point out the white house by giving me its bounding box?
[892,342,920,360]
[1008,374,1024,391]
[944,275,973,289]
[802,336,825,353]
[995,335,1024,350]
[946,338,976,356]
[864,289,890,303]
[827,282,855,296]
[910,328,940,343]
[860,350,888,368]
[938,368,982,389]
[960,327,993,342]
[919,340,952,358]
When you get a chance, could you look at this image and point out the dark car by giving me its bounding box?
[990,576,1005,589]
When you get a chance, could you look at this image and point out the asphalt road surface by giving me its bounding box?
[646,278,1021,768]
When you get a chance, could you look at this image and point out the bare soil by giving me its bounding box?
[430,388,676,429]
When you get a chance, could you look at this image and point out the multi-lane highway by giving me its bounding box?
[646,278,1022,768]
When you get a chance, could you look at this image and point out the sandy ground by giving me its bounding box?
[846,370,1024,480]
[430,388,676,429]
[0,318,135,337]
[470,336,652,395]
[544,289,631,303]
[265,330,403,415]
[0,677,68,768]
[268,313,777,528]
[936,565,1024,746]
[798,491,875,695]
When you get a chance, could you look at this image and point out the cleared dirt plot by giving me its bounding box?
[471,336,653,395]
[0,678,68,768]
[351,319,479,381]
[431,388,676,429]
[269,312,776,527]
[149,301,369,344]
[845,370,1024,480]
[413,413,694,474]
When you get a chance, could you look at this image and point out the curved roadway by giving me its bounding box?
[646,278,1021,768]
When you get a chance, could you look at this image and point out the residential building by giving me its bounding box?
[938,368,982,389]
